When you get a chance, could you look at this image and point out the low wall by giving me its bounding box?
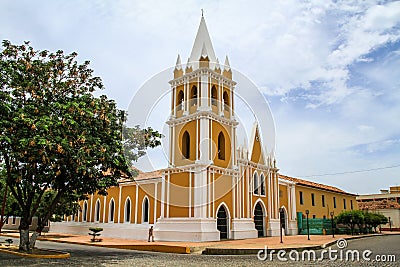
[2,217,49,232]
[50,222,151,240]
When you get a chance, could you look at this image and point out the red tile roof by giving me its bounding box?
[358,199,400,210]
[279,174,356,196]
[119,168,163,182]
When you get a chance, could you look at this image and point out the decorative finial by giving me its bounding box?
[201,9,204,17]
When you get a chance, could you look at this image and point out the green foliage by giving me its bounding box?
[0,40,161,249]
[335,210,364,229]
[89,227,103,233]
[363,211,388,230]
[123,125,162,166]
[336,210,388,234]
[0,171,21,225]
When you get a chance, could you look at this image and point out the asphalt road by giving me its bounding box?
[0,235,399,266]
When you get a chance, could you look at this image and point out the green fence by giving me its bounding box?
[297,212,334,235]
[296,212,375,235]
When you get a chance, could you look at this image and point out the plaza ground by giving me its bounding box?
[1,230,398,254]
[0,234,399,266]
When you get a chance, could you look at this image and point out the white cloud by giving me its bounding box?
[1,0,399,194]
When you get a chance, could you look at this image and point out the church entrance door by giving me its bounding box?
[217,205,228,239]
[254,202,265,237]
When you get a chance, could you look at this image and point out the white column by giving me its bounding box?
[135,185,139,224]
[242,166,245,218]
[247,166,250,218]
[229,85,233,117]
[154,182,158,223]
[212,171,215,218]
[161,173,165,218]
[267,172,272,218]
[207,169,210,218]
[172,85,177,117]
[250,168,253,218]
[167,172,170,218]
[103,196,107,223]
[186,79,189,112]
[197,76,201,109]
[231,126,235,168]
[291,185,297,220]
[196,119,199,160]
[118,185,122,223]
[199,117,209,162]
[274,172,279,218]
[184,81,188,115]
[171,126,175,166]
[232,174,236,218]
[189,171,192,218]
[89,194,93,222]
[218,80,222,115]
[199,73,210,111]
[169,126,173,166]
[194,168,207,218]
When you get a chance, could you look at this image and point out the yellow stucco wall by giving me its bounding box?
[295,185,357,219]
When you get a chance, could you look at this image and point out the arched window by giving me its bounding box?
[177,90,184,110]
[83,201,88,222]
[218,132,225,160]
[211,86,217,106]
[142,197,149,223]
[124,198,131,223]
[190,85,197,106]
[260,174,266,195]
[182,131,190,159]
[109,199,115,223]
[253,172,259,195]
[223,91,229,110]
[95,199,101,222]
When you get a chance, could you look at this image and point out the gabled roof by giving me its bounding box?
[279,174,357,196]
[248,122,267,165]
[189,16,217,68]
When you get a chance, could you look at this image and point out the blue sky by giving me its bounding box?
[1,0,399,194]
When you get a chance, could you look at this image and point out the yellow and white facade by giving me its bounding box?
[52,16,357,241]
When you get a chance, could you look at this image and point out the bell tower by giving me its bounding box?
[168,15,238,170]
[155,15,258,242]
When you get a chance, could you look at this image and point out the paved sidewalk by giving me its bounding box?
[0,230,392,255]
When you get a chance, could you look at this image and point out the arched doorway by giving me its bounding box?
[254,202,265,237]
[280,207,287,235]
[217,205,228,239]
[142,197,149,223]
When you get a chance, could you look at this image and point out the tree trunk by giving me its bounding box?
[29,230,41,249]
[19,217,32,252]
[19,228,30,252]
[29,218,44,249]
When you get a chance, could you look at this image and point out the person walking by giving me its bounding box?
[148,226,154,242]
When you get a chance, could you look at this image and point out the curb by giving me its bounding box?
[0,246,70,259]
[37,238,191,254]
[202,234,386,255]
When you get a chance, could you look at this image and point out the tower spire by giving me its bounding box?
[188,15,217,69]
[175,54,182,70]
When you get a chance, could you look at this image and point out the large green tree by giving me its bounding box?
[0,40,160,251]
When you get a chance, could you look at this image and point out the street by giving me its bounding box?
[0,235,399,266]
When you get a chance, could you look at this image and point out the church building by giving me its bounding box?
[51,16,357,242]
